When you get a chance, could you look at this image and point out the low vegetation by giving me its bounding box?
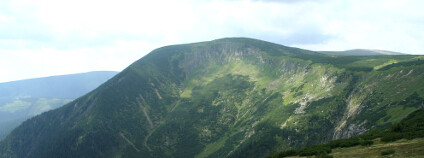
[267,108,424,157]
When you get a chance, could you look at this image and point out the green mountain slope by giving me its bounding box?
[0,71,118,140]
[267,108,424,157]
[0,38,423,158]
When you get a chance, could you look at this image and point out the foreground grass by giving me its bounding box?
[282,138,424,158]
[330,138,424,158]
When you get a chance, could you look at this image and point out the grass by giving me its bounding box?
[195,136,228,158]
[380,106,417,126]
[374,59,398,70]
[268,108,424,158]
[330,138,424,158]
[180,87,193,98]
[276,138,424,158]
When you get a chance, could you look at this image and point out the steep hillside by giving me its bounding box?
[267,108,424,157]
[0,71,118,140]
[0,38,423,158]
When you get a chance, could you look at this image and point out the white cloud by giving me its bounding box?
[0,0,423,82]
[293,0,424,54]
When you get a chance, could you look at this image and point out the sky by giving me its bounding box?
[1,0,424,83]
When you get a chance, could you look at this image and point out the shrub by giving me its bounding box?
[360,130,382,140]
[298,145,331,156]
[381,149,395,155]
[360,140,374,146]
[316,153,333,158]
[381,133,403,142]
[327,137,360,148]
[273,149,297,158]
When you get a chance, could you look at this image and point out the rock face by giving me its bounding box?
[1,38,424,158]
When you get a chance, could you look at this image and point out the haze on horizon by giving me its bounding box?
[1,0,423,83]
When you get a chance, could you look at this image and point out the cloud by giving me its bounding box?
[0,0,424,82]
[290,0,424,53]
[251,0,321,3]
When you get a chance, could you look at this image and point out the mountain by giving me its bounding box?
[1,38,423,158]
[0,71,118,140]
[319,49,405,56]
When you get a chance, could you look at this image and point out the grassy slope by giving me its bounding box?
[163,40,424,157]
[121,40,424,157]
[280,138,424,158]
[268,108,424,157]
[330,138,424,158]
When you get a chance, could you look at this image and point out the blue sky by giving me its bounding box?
[1,0,424,82]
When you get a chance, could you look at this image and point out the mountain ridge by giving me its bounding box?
[0,71,119,99]
[1,38,423,158]
[319,49,405,56]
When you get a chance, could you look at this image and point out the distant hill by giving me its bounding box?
[0,71,119,99]
[319,49,405,56]
[0,71,118,140]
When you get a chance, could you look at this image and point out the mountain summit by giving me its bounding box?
[1,38,423,158]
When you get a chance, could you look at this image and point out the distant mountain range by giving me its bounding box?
[0,71,118,140]
[319,49,405,56]
[1,38,423,158]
